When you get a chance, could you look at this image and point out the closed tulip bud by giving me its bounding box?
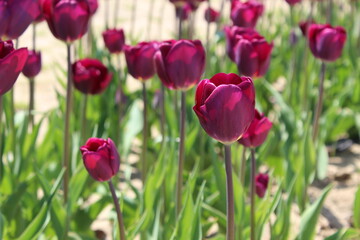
[308,24,346,62]
[0,0,41,39]
[224,25,257,61]
[102,28,125,54]
[0,40,28,95]
[193,73,255,144]
[80,138,120,182]
[255,173,269,198]
[42,0,91,42]
[231,0,264,29]
[205,7,220,23]
[155,39,205,90]
[22,50,41,79]
[124,41,158,81]
[176,3,192,21]
[285,0,302,6]
[234,30,273,77]
[238,109,272,148]
[72,58,112,95]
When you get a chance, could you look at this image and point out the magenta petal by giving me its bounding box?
[234,39,258,77]
[82,152,114,181]
[107,138,120,175]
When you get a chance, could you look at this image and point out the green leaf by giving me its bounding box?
[353,185,360,229]
[69,167,89,213]
[317,145,329,180]
[0,213,5,239]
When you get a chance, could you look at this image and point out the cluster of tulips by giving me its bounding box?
[0,0,348,239]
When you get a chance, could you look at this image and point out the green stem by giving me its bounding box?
[250,148,256,240]
[141,82,148,183]
[29,78,35,128]
[224,144,235,240]
[116,55,123,144]
[108,181,126,240]
[0,96,3,182]
[105,0,109,29]
[80,94,88,143]
[240,146,246,186]
[160,84,166,146]
[312,62,326,141]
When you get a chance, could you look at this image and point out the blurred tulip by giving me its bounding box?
[205,7,220,23]
[308,24,346,62]
[0,0,41,39]
[255,173,269,198]
[0,40,28,95]
[289,30,298,46]
[102,28,125,54]
[233,30,273,77]
[88,0,98,15]
[42,0,91,42]
[124,41,158,81]
[285,0,302,6]
[72,58,112,95]
[238,109,272,148]
[155,39,205,90]
[193,73,255,144]
[299,20,314,36]
[231,0,264,29]
[224,26,256,61]
[176,3,192,21]
[80,138,120,182]
[22,50,41,79]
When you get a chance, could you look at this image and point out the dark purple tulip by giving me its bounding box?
[255,173,269,198]
[231,0,264,29]
[124,41,158,81]
[308,24,346,62]
[155,39,205,90]
[88,0,98,15]
[224,26,257,61]
[176,3,192,21]
[0,0,41,39]
[299,20,315,37]
[102,28,125,54]
[285,0,302,6]
[22,50,41,79]
[0,40,28,95]
[233,29,273,77]
[238,109,272,148]
[80,138,120,182]
[205,7,220,23]
[72,58,112,95]
[42,0,91,42]
[193,73,255,144]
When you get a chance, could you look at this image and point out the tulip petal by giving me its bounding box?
[82,152,114,181]
[234,38,258,77]
[107,138,120,175]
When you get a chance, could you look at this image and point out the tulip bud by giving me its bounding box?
[255,173,269,198]
[308,24,347,62]
[205,7,220,23]
[102,28,125,54]
[0,40,28,95]
[193,73,255,144]
[72,58,112,95]
[285,0,302,6]
[231,0,264,29]
[224,26,257,61]
[42,0,91,42]
[22,50,42,79]
[176,3,192,21]
[238,109,272,148]
[155,39,205,90]
[80,138,120,182]
[124,41,159,81]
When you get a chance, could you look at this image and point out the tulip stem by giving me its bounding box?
[250,148,256,240]
[63,43,73,203]
[108,181,126,240]
[224,144,235,240]
[176,91,186,217]
[160,84,166,146]
[312,62,326,141]
[141,82,148,183]
[0,96,3,181]
[80,94,88,143]
[29,78,35,128]
[240,146,247,186]
[105,0,109,29]
[177,7,183,39]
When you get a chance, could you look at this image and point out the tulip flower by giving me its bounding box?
[102,28,125,54]
[124,41,158,81]
[299,20,315,37]
[308,24,347,62]
[155,39,205,90]
[42,0,91,42]
[285,0,302,6]
[88,0,98,15]
[224,26,257,61]
[255,173,269,198]
[72,58,112,95]
[193,73,255,144]
[176,3,192,21]
[0,40,28,95]
[231,0,264,29]
[0,0,41,39]
[205,7,220,23]
[80,138,120,182]
[22,50,41,79]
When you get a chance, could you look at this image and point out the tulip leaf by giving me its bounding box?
[0,212,5,239]
[353,185,360,229]
[69,167,89,213]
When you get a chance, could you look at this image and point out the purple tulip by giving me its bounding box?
[155,39,205,90]
[193,73,255,144]
[80,138,120,182]
[299,20,315,37]
[285,0,302,6]
[231,0,264,29]
[255,173,269,198]
[42,0,91,42]
[72,58,112,95]
[102,28,125,54]
[308,24,347,62]
[124,41,159,81]
[0,0,41,39]
[176,3,192,21]
[0,40,28,95]
[88,0,98,15]
[205,7,220,23]
[238,109,272,148]
[22,50,41,79]
[224,26,257,61]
